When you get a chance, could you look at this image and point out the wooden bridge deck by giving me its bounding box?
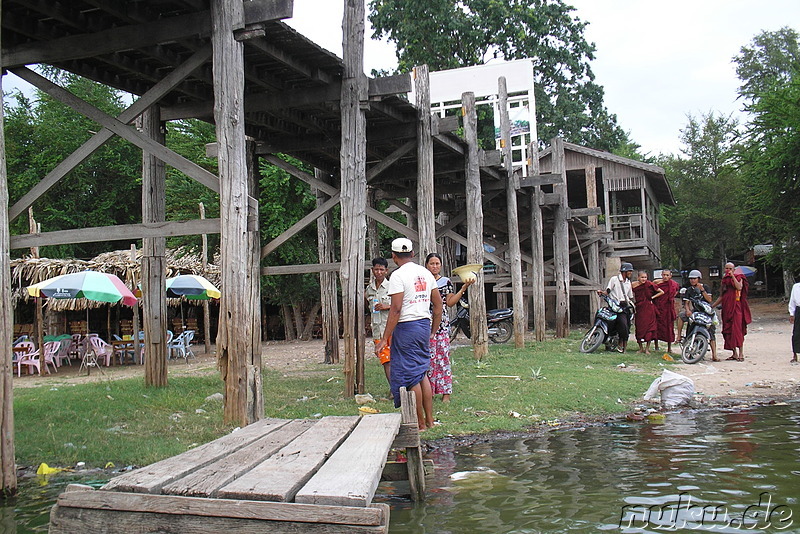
[48,399,425,534]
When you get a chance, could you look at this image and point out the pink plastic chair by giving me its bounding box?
[54,339,73,367]
[16,340,56,376]
[87,336,113,367]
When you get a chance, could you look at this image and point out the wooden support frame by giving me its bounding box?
[316,169,340,365]
[8,45,212,223]
[527,141,546,341]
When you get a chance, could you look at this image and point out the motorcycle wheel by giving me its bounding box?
[681,335,708,364]
[580,326,604,353]
[489,319,513,344]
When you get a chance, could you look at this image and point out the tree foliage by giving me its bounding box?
[734,28,800,274]
[368,0,629,152]
[3,75,141,258]
[658,113,744,267]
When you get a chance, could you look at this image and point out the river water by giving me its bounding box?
[3,403,798,533]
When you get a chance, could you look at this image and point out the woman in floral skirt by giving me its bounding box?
[425,253,473,402]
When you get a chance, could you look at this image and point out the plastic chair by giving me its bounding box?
[53,339,73,367]
[168,330,195,362]
[87,336,114,367]
[40,342,60,374]
[14,341,40,377]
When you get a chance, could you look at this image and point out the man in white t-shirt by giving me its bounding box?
[599,262,635,353]
[376,237,442,430]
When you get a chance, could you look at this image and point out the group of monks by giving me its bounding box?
[631,263,752,360]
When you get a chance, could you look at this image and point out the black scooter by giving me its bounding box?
[449,298,514,344]
[681,290,715,364]
[580,294,631,353]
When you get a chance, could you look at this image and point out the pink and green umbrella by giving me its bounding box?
[28,271,137,306]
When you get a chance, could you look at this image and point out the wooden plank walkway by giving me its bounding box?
[48,392,425,533]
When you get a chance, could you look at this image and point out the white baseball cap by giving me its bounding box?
[391,238,413,253]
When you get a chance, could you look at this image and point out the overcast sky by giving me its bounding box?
[5,1,797,157]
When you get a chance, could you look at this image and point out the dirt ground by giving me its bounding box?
[14,299,799,404]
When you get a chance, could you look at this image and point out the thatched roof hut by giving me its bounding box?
[11,248,220,311]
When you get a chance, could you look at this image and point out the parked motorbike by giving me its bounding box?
[579,294,631,353]
[681,290,715,364]
[449,298,514,344]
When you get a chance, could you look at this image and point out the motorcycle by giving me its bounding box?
[681,290,715,364]
[449,298,514,344]
[579,294,632,353]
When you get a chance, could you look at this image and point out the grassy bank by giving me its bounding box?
[14,333,672,468]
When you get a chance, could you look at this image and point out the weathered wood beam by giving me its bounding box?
[161,74,411,121]
[568,207,602,218]
[340,0,368,397]
[551,137,571,338]
[8,46,212,222]
[211,0,262,426]
[498,77,526,348]
[9,219,220,249]
[519,173,563,187]
[0,21,19,491]
[261,194,340,258]
[463,91,489,360]
[140,105,169,387]
[366,140,416,182]
[528,141,546,341]
[2,0,293,67]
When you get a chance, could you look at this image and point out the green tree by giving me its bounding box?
[3,75,141,259]
[368,0,629,152]
[659,113,744,267]
[734,28,800,276]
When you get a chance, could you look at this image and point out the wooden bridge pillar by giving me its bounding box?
[528,142,546,341]
[316,169,340,365]
[211,0,263,425]
[414,65,436,260]
[498,77,526,348]
[140,105,169,387]
[551,137,570,337]
[462,92,489,360]
[340,0,367,396]
[0,42,18,494]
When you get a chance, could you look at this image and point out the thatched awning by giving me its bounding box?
[11,248,220,311]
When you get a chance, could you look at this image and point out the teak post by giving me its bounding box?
[528,141,546,341]
[585,163,600,318]
[414,65,436,259]
[462,92,489,360]
[0,38,18,494]
[141,105,168,387]
[212,0,262,425]
[340,0,367,395]
[400,387,426,501]
[551,137,570,337]
[200,202,212,355]
[315,169,340,365]
[498,77,526,348]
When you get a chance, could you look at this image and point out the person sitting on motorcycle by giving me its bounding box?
[679,270,718,361]
[598,262,635,353]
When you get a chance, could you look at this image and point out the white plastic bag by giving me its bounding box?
[643,369,695,408]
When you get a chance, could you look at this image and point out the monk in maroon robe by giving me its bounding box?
[653,269,680,353]
[713,263,752,361]
[632,271,664,354]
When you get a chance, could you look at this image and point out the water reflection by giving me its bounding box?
[386,404,800,533]
[3,404,799,533]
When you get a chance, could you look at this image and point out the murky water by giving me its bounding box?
[385,403,800,533]
[3,403,799,533]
